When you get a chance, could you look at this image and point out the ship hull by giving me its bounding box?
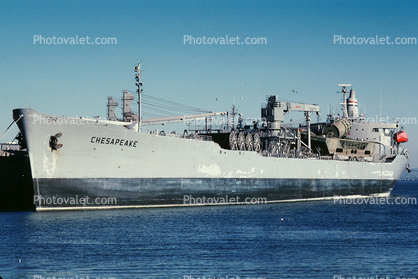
[33,177,397,210]
[13,108,409,211]
[0,154,35,211]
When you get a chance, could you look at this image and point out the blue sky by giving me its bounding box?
[1,0,417,167]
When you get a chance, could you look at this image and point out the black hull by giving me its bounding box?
[33,178,397,210]
[0,154,35,211]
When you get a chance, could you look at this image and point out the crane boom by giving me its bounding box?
[140,112,228,126]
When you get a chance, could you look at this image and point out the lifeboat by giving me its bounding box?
[394,131,409,143]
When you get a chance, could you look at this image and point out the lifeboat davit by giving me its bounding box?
[394,131,409,143]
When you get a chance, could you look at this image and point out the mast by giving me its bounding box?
[230,104,236,130]
[338,84,351,117]
[134,61,143,132]
[305,111,311,150]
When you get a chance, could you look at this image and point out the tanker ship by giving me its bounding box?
[7,62,410,210]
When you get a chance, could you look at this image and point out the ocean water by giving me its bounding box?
[1,181,418,279]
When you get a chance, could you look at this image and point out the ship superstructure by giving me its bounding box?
[6,62,410,210]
